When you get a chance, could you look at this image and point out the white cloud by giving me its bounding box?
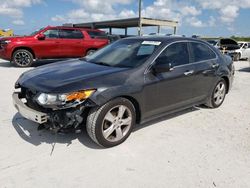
[181,6,201,16]
[51,0,136,23]
[186,17,205,27]
[208,16,216,27]
[0,0,43,25]
[119,10,137,18]
[0,6,23,18]
[12,19,25,25]
[51,0,250,32]
[51,15,66,22]
[219,5,239,23]
[195,0,250,23]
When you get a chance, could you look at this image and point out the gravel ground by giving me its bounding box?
[0,59,250,188]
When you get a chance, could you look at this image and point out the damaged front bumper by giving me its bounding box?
[12,92,48,124]
[12,92,93,131]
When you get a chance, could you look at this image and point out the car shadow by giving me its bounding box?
[0,61,12,67]
[238,67,250,72]
[12,106,201,150]
[134,106,200,132]
[12,113,102,150]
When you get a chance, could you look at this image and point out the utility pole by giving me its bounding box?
[138,0,142,36]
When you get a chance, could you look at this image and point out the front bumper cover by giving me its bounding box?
[12,92,48,124]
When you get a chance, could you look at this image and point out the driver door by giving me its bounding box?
[34,29,61,58]
[143,42,196,118]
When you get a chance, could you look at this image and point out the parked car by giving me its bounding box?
[205,38,240,61]
[235,41,250,60]
[0,26,109,67]
[13,37,234,147]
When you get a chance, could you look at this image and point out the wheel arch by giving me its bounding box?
[12,47,36,59]
[99,95,141,124]
[221,76,230,93]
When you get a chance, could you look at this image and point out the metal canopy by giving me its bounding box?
[71,17,178,35]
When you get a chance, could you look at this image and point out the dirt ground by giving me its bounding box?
[0,59,249,188]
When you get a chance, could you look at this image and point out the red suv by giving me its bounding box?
[0,26,109,67]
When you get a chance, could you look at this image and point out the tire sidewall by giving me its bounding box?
[13,49,33,67]
[211,79,227,108]
[94,98,136,147]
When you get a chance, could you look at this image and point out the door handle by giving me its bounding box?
[184,70,194,76]
[212,63,219,68]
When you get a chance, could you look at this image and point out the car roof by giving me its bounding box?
[45,26,103,31]
[122,36,206,44]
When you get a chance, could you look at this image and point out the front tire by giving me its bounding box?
[86,98,136,147]
[205,79,227,108]
[12,49,33,67]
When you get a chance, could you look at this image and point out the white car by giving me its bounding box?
[236,41,250,60]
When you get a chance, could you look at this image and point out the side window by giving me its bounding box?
[190,42,216,62]
[155,42,189,67]
[87,31,106,39]
[43,29,59,38]
[247,43,250,48]
[59,29,84,39]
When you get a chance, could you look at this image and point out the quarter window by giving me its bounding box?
[155,42,189,67]
[190,42,216,62]
[43,29,59,38]
[59,29,84,39]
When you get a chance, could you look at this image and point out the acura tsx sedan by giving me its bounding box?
[13,37,234,147]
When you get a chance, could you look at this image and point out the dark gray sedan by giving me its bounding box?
[13,36,234,147]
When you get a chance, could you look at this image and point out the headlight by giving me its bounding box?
[36,89,96,108]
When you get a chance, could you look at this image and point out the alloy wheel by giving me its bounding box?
[102,105,132,142]
[14,51,32,66]
[213,81,226,106]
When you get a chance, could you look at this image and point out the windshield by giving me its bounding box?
[29,27,45,36]
[84,39,161,68]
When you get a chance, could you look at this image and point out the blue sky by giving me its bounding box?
[0,0,250,37]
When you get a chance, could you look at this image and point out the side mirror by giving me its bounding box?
[37,33,45,40]
[153,63,173,73]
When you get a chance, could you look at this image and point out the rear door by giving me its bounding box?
[188,42,218,102]
[59,29,85,57]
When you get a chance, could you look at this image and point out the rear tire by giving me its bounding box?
[205,79,227,108]
[12,49,33,67]
[86,98,136,147]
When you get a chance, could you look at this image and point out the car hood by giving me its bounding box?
[219,38,240,50]
[0,36,33,42]
[17,59,128,93]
